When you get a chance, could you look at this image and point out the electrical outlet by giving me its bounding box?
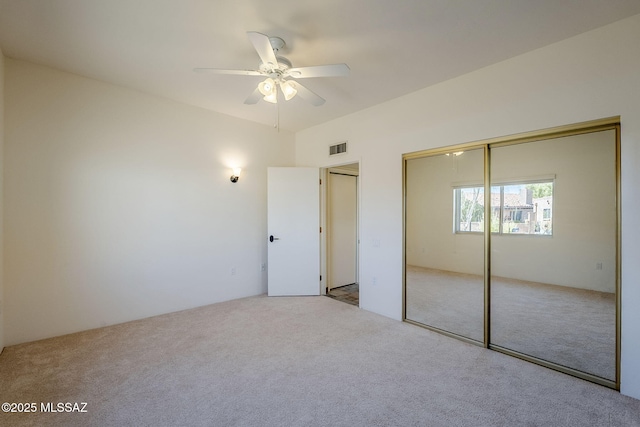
[231,267,237,276]
[261,263,266,272]
[596,262,603,270]
[372,276,377,286]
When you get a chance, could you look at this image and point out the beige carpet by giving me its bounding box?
[406,265,616,381]
[1,295,638,426]
[406,266,485,342]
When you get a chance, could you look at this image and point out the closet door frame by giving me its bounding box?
[402,116,621,390]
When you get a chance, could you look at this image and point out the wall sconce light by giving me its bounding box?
[230,168,241,183]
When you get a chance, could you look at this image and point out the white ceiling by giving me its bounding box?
[1,1,639,132]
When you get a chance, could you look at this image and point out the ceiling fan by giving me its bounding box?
[194,31,350,106]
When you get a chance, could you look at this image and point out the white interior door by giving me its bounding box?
[267,167,320,296]
[329,173,357,290]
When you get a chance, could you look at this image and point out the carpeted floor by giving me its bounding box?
[406,265,616,381]
[1,295,638,426]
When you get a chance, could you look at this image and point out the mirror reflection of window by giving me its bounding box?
[454,182,554,235]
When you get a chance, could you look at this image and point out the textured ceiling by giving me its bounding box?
[1,0,639,132]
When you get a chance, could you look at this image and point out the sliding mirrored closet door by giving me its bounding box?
[405,148,485,342]
[489,130,617,382]
[404,119,619,388]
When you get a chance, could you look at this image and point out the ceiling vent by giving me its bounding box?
[329,142,347,156]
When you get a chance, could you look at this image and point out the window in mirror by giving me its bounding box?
[454,181,553,235]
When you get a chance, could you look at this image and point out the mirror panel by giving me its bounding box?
[405,148,484,342]
[489,130,617,381]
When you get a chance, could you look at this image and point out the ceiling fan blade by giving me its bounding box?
[247,31,278,68]
[289,81,325,106]
[244,87,263,105]
[193,68,263,76]
[287,64,350,79]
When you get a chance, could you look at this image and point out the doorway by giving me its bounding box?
[323,163,359,306]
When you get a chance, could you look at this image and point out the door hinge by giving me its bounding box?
[320,227,322,233]
[319,179,322,185]
[320,275,322,281]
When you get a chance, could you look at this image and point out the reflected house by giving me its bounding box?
[498,188,553,235]
[534,196,553,234]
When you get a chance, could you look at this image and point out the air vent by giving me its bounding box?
[329,142,347,156]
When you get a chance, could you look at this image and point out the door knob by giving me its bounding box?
[269,235,280,243]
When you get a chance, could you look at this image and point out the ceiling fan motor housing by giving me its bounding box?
[260,56,292,78]
[269,36,286,53]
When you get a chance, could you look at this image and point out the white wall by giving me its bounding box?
[406,131,617,293]
[0,49,4,353]
[4,59,295,345]
[492,132,616,292]
[296,15,640,398]
[406,148,485,276]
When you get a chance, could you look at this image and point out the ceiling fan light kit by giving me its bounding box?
[194,31,349,107]
[263,91,278,104]
[280,80,297,100]
[258,78,276,96]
